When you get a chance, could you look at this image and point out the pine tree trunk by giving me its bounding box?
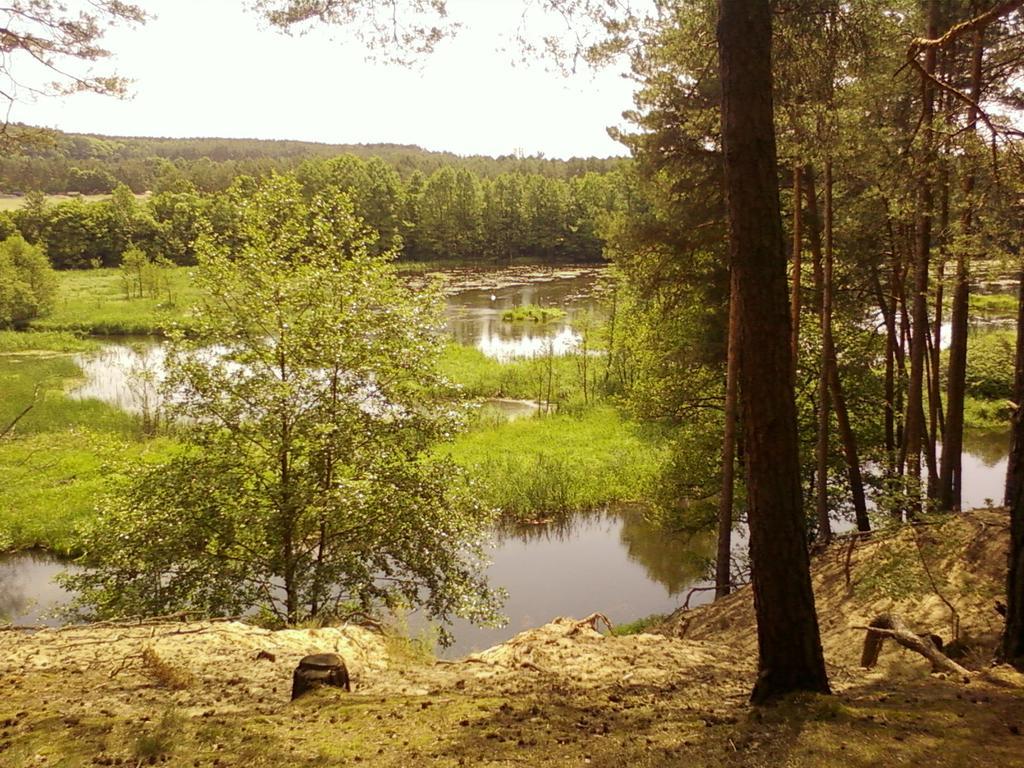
[872,263,898,471]
[791,166,803,373]
[905,0,940,517]
[1004,268,1024,667]
[807,165,832,544]
[940,26,983,513]
[716,275,740,600]
[716,0,830,704]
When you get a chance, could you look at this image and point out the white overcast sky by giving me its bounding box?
[12,0,637,159]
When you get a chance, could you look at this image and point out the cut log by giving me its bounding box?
[858,614,970,681]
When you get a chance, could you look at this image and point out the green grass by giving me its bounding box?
[29,267,200,335]
[963,394,1013,430]
[0,430,178,554]
[0,338,176,554]
[443,406,667,522]
[609,612,670,636]
[0,353,141,436]
[500,305,567,323]
[0,330,97,354]
[439,344,586,402]
[970,292,1018,318]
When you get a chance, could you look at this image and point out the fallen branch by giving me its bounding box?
[857,614,970,681]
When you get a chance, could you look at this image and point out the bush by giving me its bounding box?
[964,331,1015,401]
[0,234,56,327]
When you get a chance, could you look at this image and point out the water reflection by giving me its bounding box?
[431,507,712,656]
[443,267,603,359]
[958,429,1010,509]
[0,552,80,626]
[69,343,165,414]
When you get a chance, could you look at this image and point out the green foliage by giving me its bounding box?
[67,176,502,635]
[0,128,623,195]
[444,406,668,522]
[29,267,199,335]
[0,235,56,327]
[969,292,1017,319]
[963,395,1014,430]
[500,305,567,323]
[964,330,1015,401]
[608,612,669,636]
[5,151,623,269]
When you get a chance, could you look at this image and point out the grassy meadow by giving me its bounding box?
[444,406,667,522]
[29,267,200,335]
[0,331,178,553]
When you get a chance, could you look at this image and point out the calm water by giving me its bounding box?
[0,551,78,626]
[2,265,1015,655]
[439,265,604,360]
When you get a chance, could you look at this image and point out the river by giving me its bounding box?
[0,264,1014,657]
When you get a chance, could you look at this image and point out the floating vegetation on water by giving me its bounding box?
[501,305,567,323]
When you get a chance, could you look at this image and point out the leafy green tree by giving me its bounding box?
[68,176,502,635]
[481,173,527,262]
[419,166,483,260]
[149,190,208,265]
[39,199,105,269]
[0,234,56,327]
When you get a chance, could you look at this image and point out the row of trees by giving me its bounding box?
[0,158,624,268]
[0,127,622,195]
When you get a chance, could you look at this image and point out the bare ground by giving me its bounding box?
[1,510,1022,767]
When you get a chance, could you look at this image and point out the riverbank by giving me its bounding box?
[1,509,1020,767]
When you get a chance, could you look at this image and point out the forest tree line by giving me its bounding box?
[0,126,623,195]
[0,154,626,268]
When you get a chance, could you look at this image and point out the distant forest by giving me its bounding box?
[0,126,624,195]
[0,128,627,267]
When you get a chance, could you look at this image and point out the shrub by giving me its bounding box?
[0,234,56,327]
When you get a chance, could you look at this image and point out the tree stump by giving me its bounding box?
[291,653,351,700]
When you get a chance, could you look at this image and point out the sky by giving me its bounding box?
[11,0,638,159]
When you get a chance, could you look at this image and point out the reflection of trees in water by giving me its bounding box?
[616,508,713,596]
[494,508,606,544]
[494,506,712,596]
[963,428,1011,467]
[0,557,33,622]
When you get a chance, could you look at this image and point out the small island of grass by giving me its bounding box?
[501,304,567,323]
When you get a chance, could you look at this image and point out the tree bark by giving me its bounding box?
[859,614,970,680]
[905,0,940,517]
[716,0,830,704]
[1003,268,1024,667]
[829,357,870,533]
[872,262,899,474]
[807,165,832,545]
[791,166,803,374]
[715,274,740,600]
[940,25,983,513]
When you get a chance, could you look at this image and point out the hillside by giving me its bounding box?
[0,126,624,195]
[1,510,1021,767]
